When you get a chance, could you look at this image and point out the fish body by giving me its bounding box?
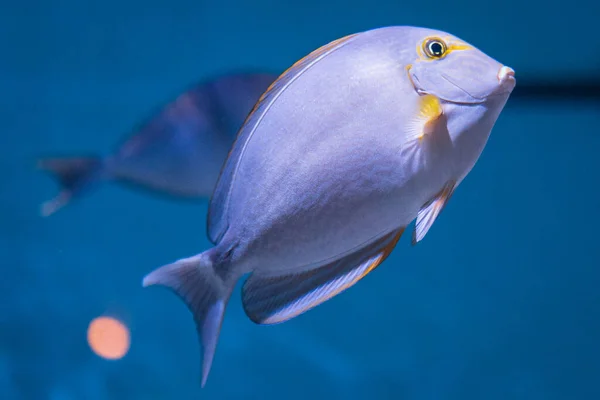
[38,72,277,216]
[143,26,516,386]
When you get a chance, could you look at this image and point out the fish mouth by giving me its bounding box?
[441,72,515,102]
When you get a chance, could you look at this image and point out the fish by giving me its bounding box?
[142,26,516,387]
[37,71,277,217]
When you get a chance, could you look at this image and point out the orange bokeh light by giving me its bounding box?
[87,316,130,360]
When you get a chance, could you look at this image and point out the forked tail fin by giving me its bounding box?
[37,156,104,217]
[142,249,234,387]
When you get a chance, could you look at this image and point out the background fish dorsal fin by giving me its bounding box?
[241,227,404,325]
[206,33,360,244]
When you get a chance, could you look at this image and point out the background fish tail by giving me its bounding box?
[142,248,233,388]
[37,155,105,217]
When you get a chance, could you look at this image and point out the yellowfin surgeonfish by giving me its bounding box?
[142,26,516,387]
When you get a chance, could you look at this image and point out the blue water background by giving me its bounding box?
[1,0,599,399]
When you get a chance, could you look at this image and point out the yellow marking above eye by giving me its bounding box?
[416,36,473,61]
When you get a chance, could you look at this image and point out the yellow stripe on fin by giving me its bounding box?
[412,180,455,245]
[207,33,360,244]
[242,228,405,325]
[241,32,359,132]
[255,33,359,107]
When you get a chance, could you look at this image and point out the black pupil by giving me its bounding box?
[429,42,443,55]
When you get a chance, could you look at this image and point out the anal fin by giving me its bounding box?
[412,180,455,245]
[242,227,405,325]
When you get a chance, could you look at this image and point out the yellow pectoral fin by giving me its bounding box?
[409,94,443,142]
[401,94,448,175]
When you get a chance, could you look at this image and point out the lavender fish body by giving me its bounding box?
[142,26,516,387]
[38,72,276,216]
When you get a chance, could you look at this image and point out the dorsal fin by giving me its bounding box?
[206,33,360,244]
[242,227,404,325]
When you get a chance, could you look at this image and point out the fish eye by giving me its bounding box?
[423,38,447,59]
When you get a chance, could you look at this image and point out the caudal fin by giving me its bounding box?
[142,249,233,387]
[37,156,104,217]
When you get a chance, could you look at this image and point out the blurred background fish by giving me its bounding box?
[37,72,276,216]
